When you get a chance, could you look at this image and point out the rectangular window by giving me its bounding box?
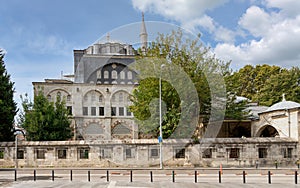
[126,108,132,116]
[91,107,96,116]
[17,150,24,159]
[125,148,134,158]
[0,148,4,159]
[202,148,212,158]
[287,148,293,158]
[83,107,88,116]
[119,107,124,116]
[100,147,112,159]
[57,149,67,159]
[175,148,185,159]
[36,149,45,159]
[229,148,240,158]
[99,107,105,116]
[283,148,293,158]
[67,106,72,115]
[79,149,89,159]
[111,107,116,116]
[258,148,267,158]
[150,148,159,158]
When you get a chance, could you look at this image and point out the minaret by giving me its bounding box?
[140,12,148,54]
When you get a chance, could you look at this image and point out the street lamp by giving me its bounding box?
[159,64,165,169]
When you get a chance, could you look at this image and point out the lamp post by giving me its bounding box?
[159,64,165,169]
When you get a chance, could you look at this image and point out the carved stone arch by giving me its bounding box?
[47,88,70,96]
[110,90,130,103]
[83,89,104,99]
[47,89,71,102]
[81,120,105,141]
[256,125,280,137]
[111,120,132,140]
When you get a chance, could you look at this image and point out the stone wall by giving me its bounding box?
[0,138,298,168]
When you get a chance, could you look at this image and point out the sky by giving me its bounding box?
[1,0,300,108]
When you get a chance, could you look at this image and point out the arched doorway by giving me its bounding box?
[257,125,279,137]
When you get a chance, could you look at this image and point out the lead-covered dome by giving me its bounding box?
[264,94,300,113]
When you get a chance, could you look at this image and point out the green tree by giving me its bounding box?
[226,64,281,101]
[227,64,300,106]
[0,51,17,141]
[20,92,73,141]
[257,67,300,106]
[130,30,244,138]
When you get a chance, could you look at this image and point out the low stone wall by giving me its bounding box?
[0,138,298,168]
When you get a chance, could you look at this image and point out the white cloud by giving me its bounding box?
[215,14,300,68]
[132,0,300,69]
[132,0,227,22]
[265,0,300,17]
[132,0,235,43]
[238,6,273,37]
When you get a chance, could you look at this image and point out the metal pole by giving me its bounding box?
[219,171,222,183]
[268,171,271,184]
[243,171,246,184]
[15,134,18,169]
[88,170,90,182]
[107,170,109,182]
[70,170,72,181]
[150,171,153,182]
[159,64,164,169]
[295,171,298,184]
[52,170,54,181]
[159,64,165,169]
[172,171,175,182]
[34,170,36,181]
[14,169,17,181]
[130,170,133,182]
[195,170,197,183]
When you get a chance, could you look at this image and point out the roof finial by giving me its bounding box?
[106,33,110,42]
[142,12,145,22]
[282,93,286,101]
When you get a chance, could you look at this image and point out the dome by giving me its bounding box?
[264,94,300,113]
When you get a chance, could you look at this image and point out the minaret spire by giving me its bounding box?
[140,12,148,54]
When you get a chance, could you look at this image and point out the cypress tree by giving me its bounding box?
[0,51,17,141]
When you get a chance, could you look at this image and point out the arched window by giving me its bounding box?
[112,70,117,79]
[97,70,101,79]
[120,71,125,79]
[84,95,88,101]
[119,92,123,102]
[104,71,109,79]
[67,95,71,102]
[91,92,95,102]
[111,95,116,102]
[127,71,132,79]
[57,92,61,100]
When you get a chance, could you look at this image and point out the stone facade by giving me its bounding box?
[0,138,297,168]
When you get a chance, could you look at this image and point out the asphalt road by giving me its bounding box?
[1,168,300,188]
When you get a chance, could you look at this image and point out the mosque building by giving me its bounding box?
[1,15,300,168]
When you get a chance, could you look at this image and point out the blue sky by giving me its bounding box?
[1,0,300,107]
